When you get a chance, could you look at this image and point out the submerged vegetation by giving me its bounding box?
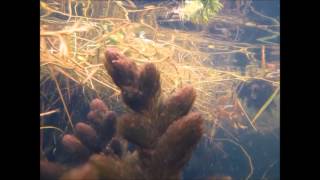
[41,48,203,179]
[40,0,279,179]
[180,0,224,24]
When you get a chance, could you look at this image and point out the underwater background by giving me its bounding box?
[40,0,279,179]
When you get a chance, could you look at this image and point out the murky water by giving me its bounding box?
[40,1,279,179]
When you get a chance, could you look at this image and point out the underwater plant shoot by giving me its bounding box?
[40,0,279,179]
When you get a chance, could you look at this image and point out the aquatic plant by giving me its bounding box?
[180,0,224,24]
[40,0,279,134]
[40,1,280,178]
[40,48,204,180]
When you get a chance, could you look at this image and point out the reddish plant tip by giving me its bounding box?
[75,122,99,149]
[172,85,196,104]
[139,63,161,99]
[62,134,86,153]
[75,122,97,137]
[104,48,120,61]
[87,111,96,121]
[90,98,108,112]
[152,112,203,176]
[168,85,196,111]
[104,48,139,88]
[158,85,197,132]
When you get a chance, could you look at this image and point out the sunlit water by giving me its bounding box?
[41,0,280,179]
